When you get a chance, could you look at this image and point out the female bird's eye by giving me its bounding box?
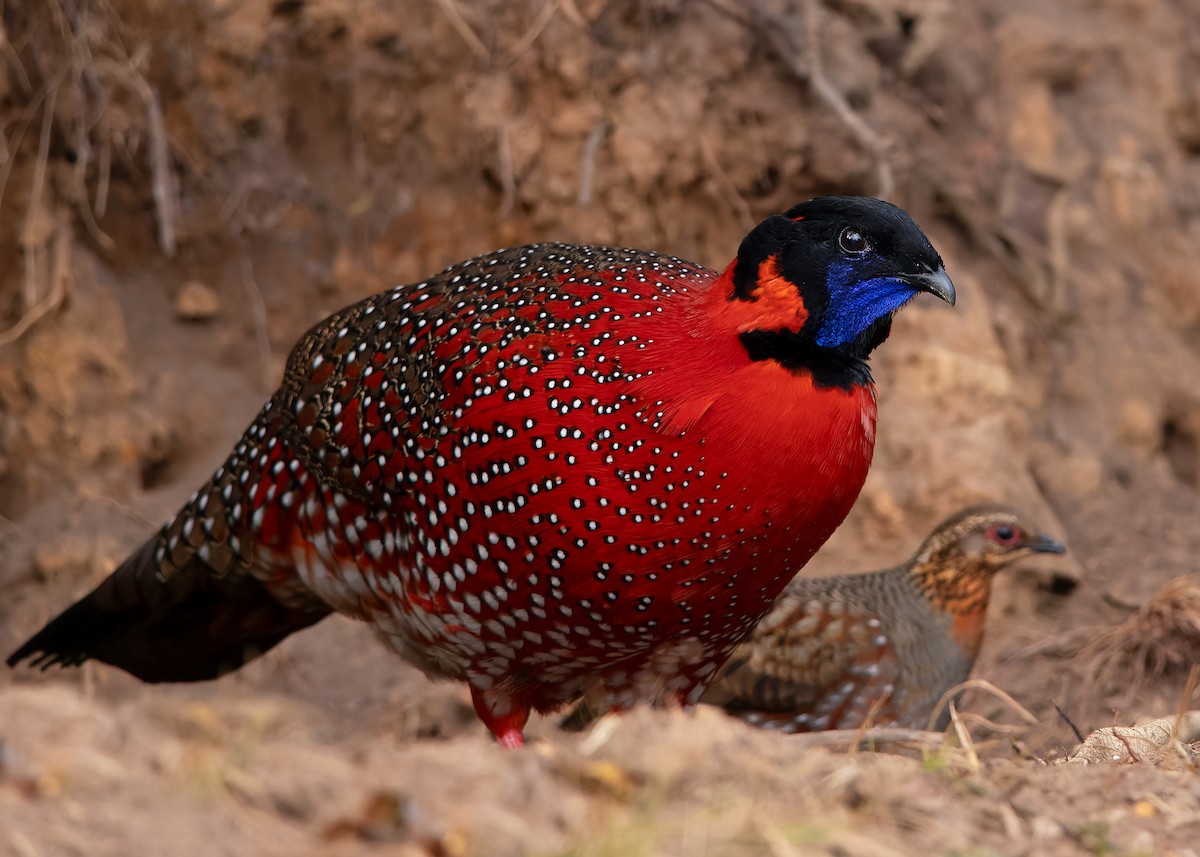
[988,524,1019,545]
[838,227,870,255]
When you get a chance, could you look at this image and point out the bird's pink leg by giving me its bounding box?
[470,684,530,749]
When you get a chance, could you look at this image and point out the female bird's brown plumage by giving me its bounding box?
[702,505,1067,732]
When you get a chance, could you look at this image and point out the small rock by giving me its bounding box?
[175,280,221,322]
[1129,831,1156,855]
[1030,815,1064,841]
[1117,398,1160,457]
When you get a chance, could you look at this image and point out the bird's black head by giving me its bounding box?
[731,196,955,388]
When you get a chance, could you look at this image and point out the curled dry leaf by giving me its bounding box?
[1067,711,1200,766]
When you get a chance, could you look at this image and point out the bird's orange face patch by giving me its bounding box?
[734,255,809,334]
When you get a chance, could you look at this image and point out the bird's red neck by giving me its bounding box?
[624,261,878,571]
[632,258,877,417]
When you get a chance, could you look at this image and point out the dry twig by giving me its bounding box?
[578,711,622,756]
[1,36,33,95]
[795,0,894,198]
[0,210,72,348]
[704,0,895,198]
[947,701,980,771]
[506,0,561,63]
[1174,665,1200,738]
[3,0,180,269]
[432,0,491,62]
[0,75,62,212]
[92,54,180,256]
[496,123,517,217]
[22,80,58,303]
[786,726,950,752]
[558,0,590,29]
[927,678,1039,733]
[0,81,72,348]
[1053,701,1085,743]
[700,135,755,230]
[932,180,1092,318]
[577,121,609,207]
[239,254,275,393]
[144,85,178,256]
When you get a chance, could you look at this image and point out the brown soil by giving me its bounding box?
[3,0,1200,854]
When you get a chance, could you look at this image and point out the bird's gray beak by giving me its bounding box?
[904,266,956,306]
[1025,532,1067,555]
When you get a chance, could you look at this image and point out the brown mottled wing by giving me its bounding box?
[703,583,902,732]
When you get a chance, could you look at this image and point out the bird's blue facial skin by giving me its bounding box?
[815,259,921,348]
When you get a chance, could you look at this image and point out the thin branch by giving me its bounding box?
[507,0,561,63]
[798,0,894,198]
[700,0,755,28]
[1175,665,1200,741]
[948,701,980,771]
[431,0,491,62]
[558,0,590,29]
[91,56,180,256]
[21,82,58,304]
[927,678,1038,733]
[94,126,111,216]
[496,123,516,217]
[73,113,115,249]
[76,485,157,529]
[577,121,608,207]
[704,0,895,198]
[578,711,622,756]
[0,75,62,212]
[956,711,1036,735]
[145,85,178,256]
[700,135,755,230]
[239,254,275,392]
[847,694,894,756]
[1054,701,1085,743]
[1,34,33,94]
[786,726,950,752]
[0,211,72,348]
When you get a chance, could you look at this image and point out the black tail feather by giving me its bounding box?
[7,537,331,682]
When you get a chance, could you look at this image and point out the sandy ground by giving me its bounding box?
[3,0,1200,853]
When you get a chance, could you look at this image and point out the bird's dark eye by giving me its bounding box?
[838,227,870,255]
[988,524,1019,545]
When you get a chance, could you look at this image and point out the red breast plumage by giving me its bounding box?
[9,196,956,747]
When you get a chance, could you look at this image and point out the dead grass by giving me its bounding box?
[1,0,181,345]
[1082,576,1200,695]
